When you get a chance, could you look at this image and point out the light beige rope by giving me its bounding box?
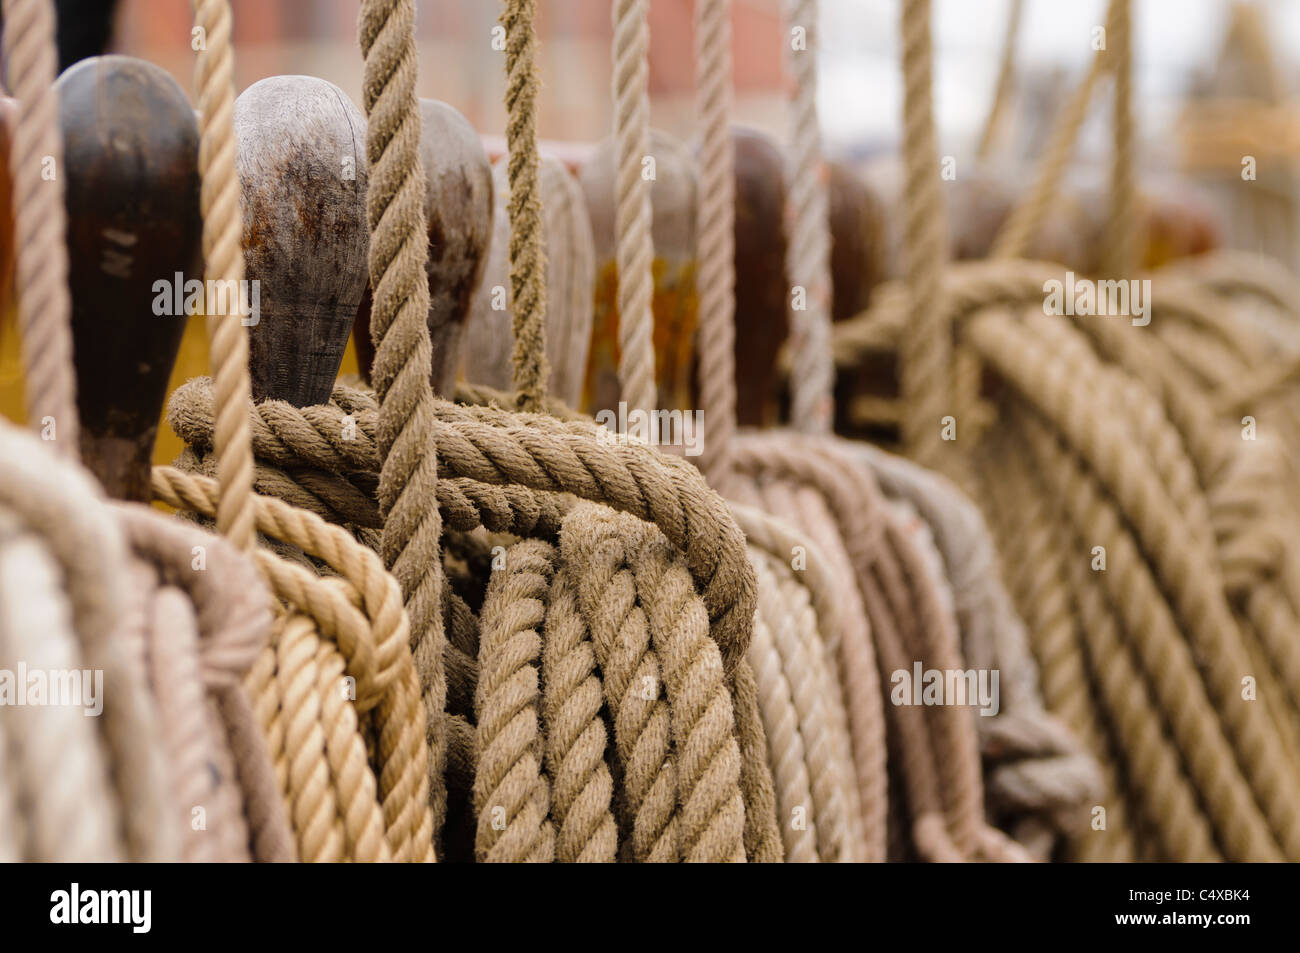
[693,0,737,491]
[745,593,820,862]
[191,0,255,552]
[611,0,656,416]
[751,544,857,861]
[730,500,867,854]
[989,0,1119,261]
[1,0,78,454]
[898,0,950,472]
[152,466,437,861]
[0,512,122,861]
[1101,0,1136,277]
[0,422,176,861]
[116,505,292,863]
[359,0,448,847]
[975,0,1023,161]
[783,0,834,436]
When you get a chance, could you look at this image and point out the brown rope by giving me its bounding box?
[693,0,737,491]
[358,0,448,849]
[501,0,550,411]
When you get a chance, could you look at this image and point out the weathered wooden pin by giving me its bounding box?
[353,98,493,397]
[57,55,201,502]
[578,129,698,414]
[828,160,887,322]
[234,75,368,407]
[726,126,789,427]
[461,154,595,407]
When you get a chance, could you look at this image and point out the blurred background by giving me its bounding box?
[4,0,1299,436]
[86,0,1300,161]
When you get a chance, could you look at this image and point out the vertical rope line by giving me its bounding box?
[783,0,833,436]
[359,0,447,851]
[191,0,255,553]
[990,0,1123,261]
[1102,0,1136,277]
[612,0,656,417]
[975,0,1022,162]
[898,0,949,471]
[3,0,79,457]
[501,0,549,412]
[694,0,736,490]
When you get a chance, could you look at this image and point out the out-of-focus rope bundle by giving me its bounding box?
[831,0,1300,862]
[687,0,1089,862]
[0,0,300,863]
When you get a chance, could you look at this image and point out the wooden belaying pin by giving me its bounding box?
[352,98,494,396]
[727,126,789,427]
[57,55,201,502]
[234,75,368,407]
[828,160,887,322]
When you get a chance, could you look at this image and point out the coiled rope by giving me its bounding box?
[166,0,767,862]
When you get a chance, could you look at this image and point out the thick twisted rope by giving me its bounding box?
[191,0,255,552]
[693,0,737,489]
[864,446,1100,852]
[542,565,618,861]
[949,304,1300,860]
[750,541,857,861]
[746,598,819,862]
[116,505,294,862]
[563,504,749,861]
[562,506,679,861]
[2,0,78,455]
[898,0,950,472]
[783,0,834,436]
[729,499,867,853]
[735,434,1031,861]
[633,516,748,861]
[842,252,1300,863]
[167,378,757,674]
[0,423,175,861]
[473,539,556,862]
[358,0,447,849]
[730,452,888,861]
[0,514,121,861]
[152,465,436,861]
[501,0,550,411]
[729,658,784,861]
[611,0,656,416]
